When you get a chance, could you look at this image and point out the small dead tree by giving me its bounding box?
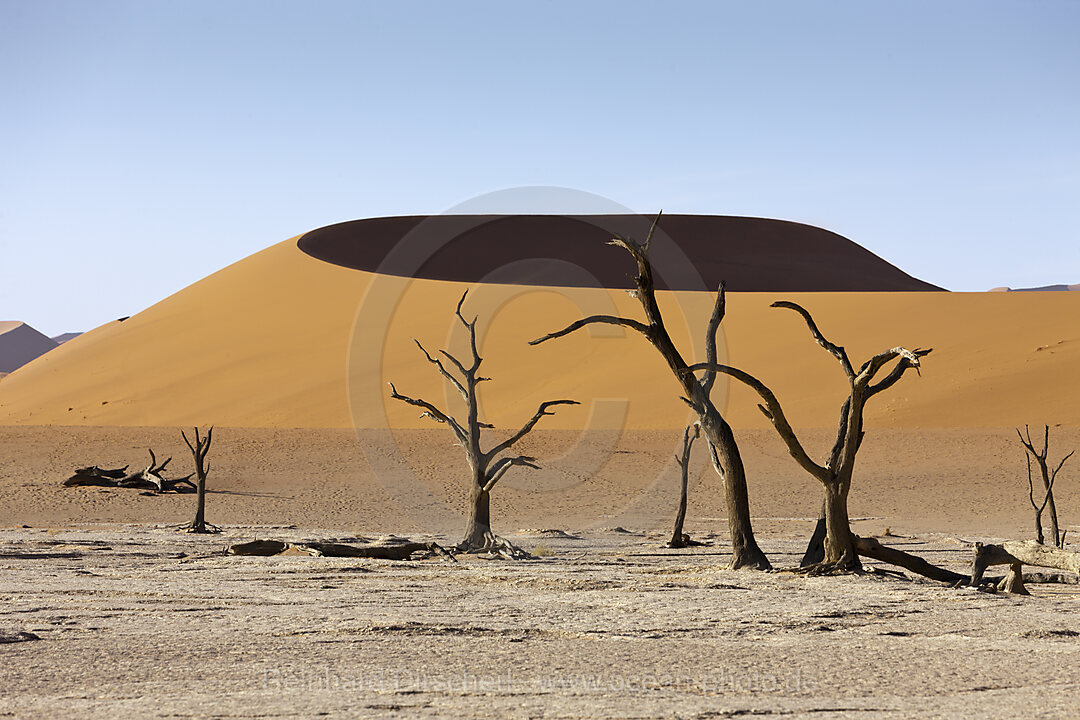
[389,291,578,553]
[683,302,930,572]
[1018,424,1073,548]
[531,213,771,570]
[668,423,700,548]
[181,426,217,533]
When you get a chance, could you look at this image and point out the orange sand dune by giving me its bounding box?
[0,234,1076,429]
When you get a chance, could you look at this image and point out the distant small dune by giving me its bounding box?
[0,322,58,374]
[989,283,1079,292]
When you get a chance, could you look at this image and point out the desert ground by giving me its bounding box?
[2,425,1079,718]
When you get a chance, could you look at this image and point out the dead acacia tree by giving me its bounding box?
[389,291,579,553]
[668,423,700,548]
[181,427,217,533]
[531,213,771,569]
[1018,424,1073,547]
[683,302,930,572]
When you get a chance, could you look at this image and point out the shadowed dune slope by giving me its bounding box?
[0,322,58,373]
[0,231,1075,429]
[298,214,944,291]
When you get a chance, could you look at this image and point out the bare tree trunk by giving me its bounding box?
[193,474,207,532]
[668,423,699,548]
[822,479,859,569]
[1045,487,1062,548]
[801,503,827,567]
[182,427,215,534]
[462,480,492,549]
[709,416,769,568]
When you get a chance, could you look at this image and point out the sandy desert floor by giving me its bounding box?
[2,426,1080,718]
[1,526,1079,720]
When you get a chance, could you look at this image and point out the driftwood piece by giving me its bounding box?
[971,540,1080,587]
[228,539,453,560]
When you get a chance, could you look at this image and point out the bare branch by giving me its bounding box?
[484,455,540,491]
[866,348,932,397]
[412,339,468,401]
[387,382,467,444]
[486,400,580,461]
[700,282,726,398]
[856,346,930,387]
[771,301,855,379]
[453,290,482,372]
[529,315,650,346]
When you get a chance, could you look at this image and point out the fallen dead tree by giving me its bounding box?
[228,539,453,560]
[64,450,195,493]
[853,536,1079,594]
[971,540,1080,591]
[855,536,968,585]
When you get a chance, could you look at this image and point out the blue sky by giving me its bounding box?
[2,1,1078,335]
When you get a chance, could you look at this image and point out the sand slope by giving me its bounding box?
[0,236,1077,429]
[0,321,58,373]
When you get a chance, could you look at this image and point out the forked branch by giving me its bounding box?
[388,381,467,444]
[700,283,726,398]
[486,399,580,461]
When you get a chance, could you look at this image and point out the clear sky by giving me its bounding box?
[2,1,1078,335]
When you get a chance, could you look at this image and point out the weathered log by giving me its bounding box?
[64,465,129,486]
[228,540,288,556]
[999,563,1029,595]
[855,536,968,584]
[227,539,453,560]
[971,540,1080,586]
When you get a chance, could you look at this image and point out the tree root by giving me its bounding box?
[181,521,222,534]
[456,532,533,560]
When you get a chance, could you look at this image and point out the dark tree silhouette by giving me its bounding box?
[668,423,700,548]
[683,301,930,572]
[1018,424,1073,547]
[182,426,217,534]
[390,292,578,553]
[531,213,770,569]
